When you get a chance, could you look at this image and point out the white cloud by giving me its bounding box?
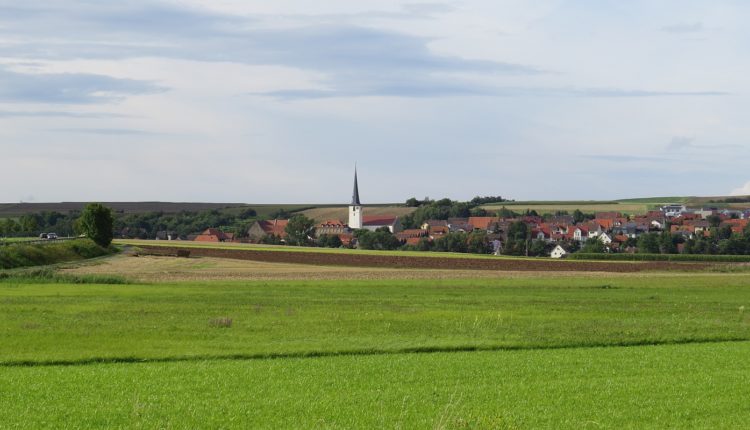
[0,0,749,202]
[730,181,750,196]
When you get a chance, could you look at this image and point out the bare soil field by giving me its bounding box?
[135,244,709,273]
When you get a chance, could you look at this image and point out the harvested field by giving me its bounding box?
[62,254,625,282]
[136,244,709,273]
[482,203,652,215]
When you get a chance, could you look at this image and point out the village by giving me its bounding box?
[186,171,750,258]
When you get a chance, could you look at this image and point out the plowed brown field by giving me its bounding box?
[137,245,709,273]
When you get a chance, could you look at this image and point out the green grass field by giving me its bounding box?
[1,275,749,364]
[2,262,750,427]
[2,341,749,429]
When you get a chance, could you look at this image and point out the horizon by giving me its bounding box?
[2,1,749,202]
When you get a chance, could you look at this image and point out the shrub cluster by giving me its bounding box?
[0,239,114,270]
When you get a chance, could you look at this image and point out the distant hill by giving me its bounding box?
[481,195,750,215]
[0,202,251,217]
[0,201,407,219]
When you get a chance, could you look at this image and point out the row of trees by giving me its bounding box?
[0,207,261,240]
[0,204,115,247]
[634,225,750,255]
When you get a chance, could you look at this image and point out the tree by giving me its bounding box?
[467,232,491,254]
[78,203,114,247]
[637,233,661,254]
[415,237,433,251]
[405,197,421,207]
[317,234,342,248]
[0,218,19,236]
[496,207,518,219]
[433,232,469,253]
[355,227,400,250]
[659,232,678,254]
[19,214,41,234]
[238,208,257,219]
[716,225,733,240]
[581,238,606,253]
[707,215,722,228]
[529,239,549,257]
[284,215,316,246]
[503,221,530,256]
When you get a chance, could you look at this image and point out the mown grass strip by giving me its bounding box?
[570,253,750,262]
[2,336,746,368]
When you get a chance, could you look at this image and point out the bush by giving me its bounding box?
[0,239,114,270]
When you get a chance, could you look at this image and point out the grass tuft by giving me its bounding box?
[209,317,233,328]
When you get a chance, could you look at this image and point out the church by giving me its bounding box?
[347,167,402,233]
[317,168,402,238]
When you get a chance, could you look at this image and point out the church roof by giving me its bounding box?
[351,166,361,205]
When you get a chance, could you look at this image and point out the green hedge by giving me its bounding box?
[0,239,115,270]
[568,253,750,262]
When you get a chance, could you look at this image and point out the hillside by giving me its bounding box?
[482,195,750,215]
[301,206,416,222]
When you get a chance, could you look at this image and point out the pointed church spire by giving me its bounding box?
[351,164,361,205]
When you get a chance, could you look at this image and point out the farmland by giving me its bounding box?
[1,248,749,428]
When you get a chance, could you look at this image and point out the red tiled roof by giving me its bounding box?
[199,228,230,241]
[363,215,398,226]
[258,219,289,237]
[614,234,629,243]
[405,237,424,246]
[592,219,614,230]
[319,219,347,227]
[429,226,449,235]
[468,217,499,230]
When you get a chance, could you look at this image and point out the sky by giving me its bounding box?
[1,0,749,203]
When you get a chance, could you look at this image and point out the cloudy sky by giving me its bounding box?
[1,0,749,203]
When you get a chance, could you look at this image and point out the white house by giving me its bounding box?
[598,232,612,245]
[550,245,568,259]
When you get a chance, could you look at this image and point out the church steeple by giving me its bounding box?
[351,165,361,205]
[348,165,363,229]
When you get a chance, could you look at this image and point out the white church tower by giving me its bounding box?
[348,166,363,229]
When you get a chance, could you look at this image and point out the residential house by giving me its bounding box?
[661,204,687,217]
[362,215,402,233]
[447,218,472,233]
[468,217,500,232]
[420,219,449,230]
[396,229,428,243]
[317,220,350,236]
[247,219,289,241]
[550,245,568,259]
[194,228,231,242]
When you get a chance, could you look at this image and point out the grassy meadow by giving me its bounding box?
[2,341,749,429]
[1,254,750,428]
